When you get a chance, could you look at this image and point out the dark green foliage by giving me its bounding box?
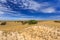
[28,20,37,24]
[0,22,6,25]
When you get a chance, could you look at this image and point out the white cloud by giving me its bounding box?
[43,15,60,20]
[20,0,40,11]
[0,5,12,12]
[41,7,56,13]
[20,0,55,13]
[0,0,55,13]
[0,16,37,20]
[0,11,4,14]
[24,1,41,11]
[0,3,16,15]
[16,17,42,20]
[50,15,60,18]
[18,0,49,11]
[0,0,58,14]
[0,0,7,3]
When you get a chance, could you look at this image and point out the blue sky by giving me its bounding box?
[0,0,60,20]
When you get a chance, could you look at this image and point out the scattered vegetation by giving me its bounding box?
[54,21,60,23]
[21,21,27,25]
[0,22,6,25]
[20,20,38,25]
[27,20,38,24]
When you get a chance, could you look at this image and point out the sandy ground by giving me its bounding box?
[0,21,60,40]
[0,21,60,31]
[0,25,60,40]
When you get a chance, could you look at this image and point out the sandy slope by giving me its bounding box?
[0,25,60,40]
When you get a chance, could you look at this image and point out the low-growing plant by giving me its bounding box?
[54,21,60,23]
[0,22,6,25]
[28,20,37,24]
[21,21,27,25]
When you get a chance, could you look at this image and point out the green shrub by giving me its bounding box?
[28,20,37,24]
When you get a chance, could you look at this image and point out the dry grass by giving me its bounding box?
[0,21,60,40]
[0,21,32,31]
[0,21,60,31]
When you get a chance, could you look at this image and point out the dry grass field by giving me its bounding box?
[0,21,60,40]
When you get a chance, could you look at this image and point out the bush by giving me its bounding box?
[28,20,37,24]
[54,21,60,23]
[0,22,6,25]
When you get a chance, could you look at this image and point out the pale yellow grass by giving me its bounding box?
[0,21,60,31]
[0,21,32,31]
[0,21,60,40]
